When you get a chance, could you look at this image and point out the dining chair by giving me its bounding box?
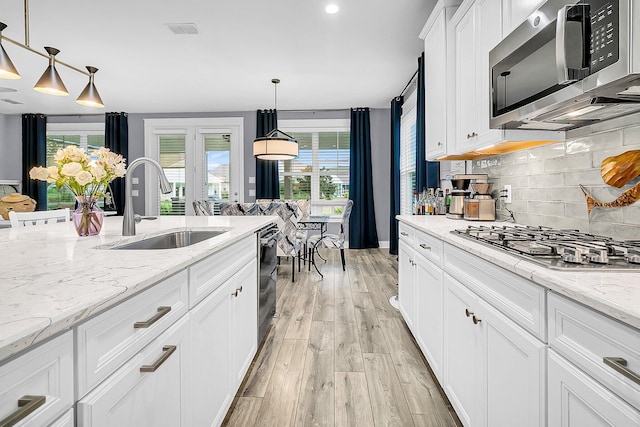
[9,208,71,228]
[307,200,353,271]
[192,200,220,216]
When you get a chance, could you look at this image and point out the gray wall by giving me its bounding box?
[473,113,640,240]
[0,114,22,180]
[0,109,392,243]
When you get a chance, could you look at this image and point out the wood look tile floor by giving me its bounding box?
[223,249,461,427]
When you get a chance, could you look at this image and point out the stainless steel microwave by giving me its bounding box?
[490,0,640,130]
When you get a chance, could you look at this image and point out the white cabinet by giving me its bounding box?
[415,254,444,383]
[230,261,258,387]
[443,274,478,426]
[191,259,258,427]
[0,331,73,427]
[398,222,445,383]
[77,315,192,427]
[444,274,546,427]
[451,0,562,156]
[398,239,418,332]
[548,292,640,425]
[501,0,546,35]
[548,349,640,427]
[420,1,461,160]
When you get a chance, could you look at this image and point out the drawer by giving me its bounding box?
[189,235,256,307]
[444,243,546,341]
[75,270,188,398]
[399,222,415,245]
[77,315,191,427]
[0,331,73,427]
[548,292,640,410]
[415,229,443,268]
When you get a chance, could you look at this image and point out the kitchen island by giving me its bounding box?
[397,215,640,427]
[0,215,275,427]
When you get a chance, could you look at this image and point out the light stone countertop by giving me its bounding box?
[397,215,640,332]
[0,215,276,363]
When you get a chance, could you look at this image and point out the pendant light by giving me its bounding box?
[76,66,104,108]
[0,1,106,107]
[33,47,69,96]
[0,23,20,79]
[253,78,299,160]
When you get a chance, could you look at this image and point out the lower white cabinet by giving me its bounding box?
[398,239,418,332]
[444,274,546,427]
[77,315,192,427]
[415,252,444,383]
[191,261,258,427]
[443,274,478,426]
[0,331,74,427]
[548,349,640,426]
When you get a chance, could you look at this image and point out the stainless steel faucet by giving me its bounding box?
[122,157,172,236]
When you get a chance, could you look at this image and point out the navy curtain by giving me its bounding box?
[22,114,47,210]
[416,52,440,190]
[255,109,280,199]
[105,112,129,215]
[389,97,403,255]
[349,108,379,249]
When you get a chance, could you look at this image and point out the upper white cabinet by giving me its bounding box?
[420,0,461,160]
[501,0,547,35]
[447,0,562,157]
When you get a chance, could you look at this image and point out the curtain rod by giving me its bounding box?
[399,69,419,97]
[278,108,350,113]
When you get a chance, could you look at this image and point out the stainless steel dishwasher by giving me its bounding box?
[257,224,279,345]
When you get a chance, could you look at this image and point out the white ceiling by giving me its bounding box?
[0,0,435,115]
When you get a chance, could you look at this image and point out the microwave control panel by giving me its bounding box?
[589,1,619,72]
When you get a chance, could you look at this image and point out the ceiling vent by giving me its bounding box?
[166,23,199,35]
[2,98,23,104]
[0,87,17,93]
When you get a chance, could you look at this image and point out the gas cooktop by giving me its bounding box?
[451,225,640,271]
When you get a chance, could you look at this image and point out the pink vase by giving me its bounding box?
[73,196,104,236]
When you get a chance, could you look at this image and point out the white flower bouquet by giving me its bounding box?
[29,145,126,199]
[29,145,126,236]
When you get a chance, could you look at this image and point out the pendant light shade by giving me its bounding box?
[0,23,20,79]
[253,78,299,160]
[253,129,299,160]
[34,47,69,96]
[76,66,104,108]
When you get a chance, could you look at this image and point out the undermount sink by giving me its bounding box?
[111,229,228,250]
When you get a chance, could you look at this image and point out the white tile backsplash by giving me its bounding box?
[473,113,640,240]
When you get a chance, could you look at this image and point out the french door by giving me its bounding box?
[144,118,244,216]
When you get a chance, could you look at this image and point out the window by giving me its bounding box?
[46,123,105,210]
[144,118,244,216]
[400,91,417,215]
[278,119,350,216]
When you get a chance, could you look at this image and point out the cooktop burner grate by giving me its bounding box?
[451,225,640,270]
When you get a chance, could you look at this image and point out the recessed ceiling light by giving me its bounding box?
[325,4,339,14]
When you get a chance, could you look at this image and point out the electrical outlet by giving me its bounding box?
[503,185,512,204]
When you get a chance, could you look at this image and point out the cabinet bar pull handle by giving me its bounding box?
[419,244,431,250]
[603,357,640,385]
[472,315,482,325]
[232,289,239,297]
[0,395,46,427]
[134,306,172,328]
[140,345,177,372]
[238,286,243,293]
[465,309,473,317]
[401,232,409,236]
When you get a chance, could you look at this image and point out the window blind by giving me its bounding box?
[400,91,418,215]
[159,135,186,216]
